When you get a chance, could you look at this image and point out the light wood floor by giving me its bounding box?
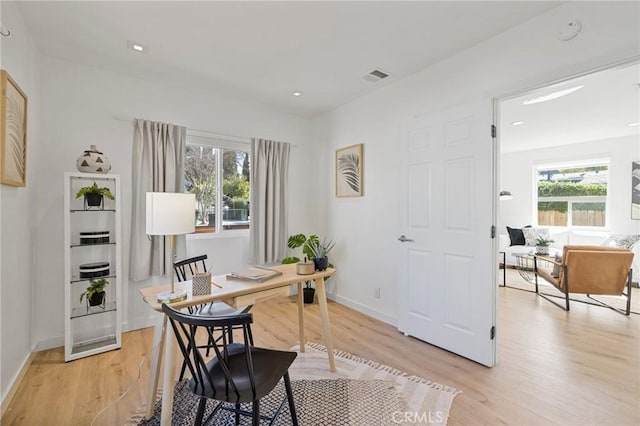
[3,271,639,425]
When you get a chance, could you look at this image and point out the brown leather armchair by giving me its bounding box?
[534,245,634,315]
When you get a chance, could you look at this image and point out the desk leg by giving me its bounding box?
[145,314,166,419]
[315,276,336,372]
[297,281,305,352]
[160,318,177,426]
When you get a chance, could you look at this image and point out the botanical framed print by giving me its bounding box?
[335,143,363,197]
[1,70,28,187]
[632,161,640,219]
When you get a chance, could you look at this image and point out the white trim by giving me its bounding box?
[327,292,397,327]
[1,351,36,416]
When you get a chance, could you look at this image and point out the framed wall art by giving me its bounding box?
[632,161,640,220]
[1,70,28,187]
[335,143,363,197]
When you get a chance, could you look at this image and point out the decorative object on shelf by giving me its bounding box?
[632,161,640,220]
[192,272,211,296]
[336,143,363,197]
[79,231,110,245]
[80,278,108,308]
[1,70,28,187]
[535,237,554,255]
[76,145,111,174]
[146,192,196,303]
[307,237,335,271]
[76,181,115,210]
[79,261,110,279]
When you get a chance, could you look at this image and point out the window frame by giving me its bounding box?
[185,134,251,240]
[533,159,610,230]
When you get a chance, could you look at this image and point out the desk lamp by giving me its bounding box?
[146,192,195,303]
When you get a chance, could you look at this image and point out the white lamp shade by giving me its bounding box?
[146,192,196,235]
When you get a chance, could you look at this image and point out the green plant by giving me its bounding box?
[536,237,554,247]
[306,237,335,259]
[282,234,316,264]
[75,182,115,200]
[79,278,109,303]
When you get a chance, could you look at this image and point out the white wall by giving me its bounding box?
[311,2,640,324]
[33,55,315,348]
[499,135,640,235]
[0,1,40,403]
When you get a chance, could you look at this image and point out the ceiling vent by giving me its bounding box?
[363,69,389,83]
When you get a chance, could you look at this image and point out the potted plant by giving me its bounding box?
[76,181,115,209]
[535,237,554,255]
[282,234,334,304]
[307,237,335,271]
[80,278,109,308]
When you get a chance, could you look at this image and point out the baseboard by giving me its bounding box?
[1,351,36,418]
[34,335,64,352]
[327,292,397,327]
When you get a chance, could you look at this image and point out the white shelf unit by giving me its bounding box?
[64,172,122,361]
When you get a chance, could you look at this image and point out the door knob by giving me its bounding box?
[398,235,415,243]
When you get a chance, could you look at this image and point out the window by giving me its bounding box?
[184,143,250,234]
[536,162,608,228]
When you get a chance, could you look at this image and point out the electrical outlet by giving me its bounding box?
[374,287,381,299]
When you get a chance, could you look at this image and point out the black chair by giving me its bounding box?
[162,304,298,426]
[174,255,252,380]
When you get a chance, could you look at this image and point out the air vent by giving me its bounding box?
[363,69,390,83]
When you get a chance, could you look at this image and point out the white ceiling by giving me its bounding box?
[15,1,561,117]
[500,62,640,153]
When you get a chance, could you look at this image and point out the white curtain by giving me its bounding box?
[130,119,186,281]
[249,138,290,265]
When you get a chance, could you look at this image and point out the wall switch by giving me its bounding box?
[374,287,381,299]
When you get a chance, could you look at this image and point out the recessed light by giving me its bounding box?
[127,40,147,53]
[628,122,640,127]
[293,91,302,97]
[523,85,584,105]
[511,121,524,126]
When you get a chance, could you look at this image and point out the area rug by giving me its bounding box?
[129,342,460,425]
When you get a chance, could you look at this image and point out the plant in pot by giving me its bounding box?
[307,237,335,271]
[535,237,554,255]
[80,278,109,308]
[76,181,115,210]
[282,234,334,304]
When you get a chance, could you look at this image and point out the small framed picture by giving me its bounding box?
[1,70,28,187]
[335,143,363,197]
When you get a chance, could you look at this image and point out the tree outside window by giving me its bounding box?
[184,144,250,233]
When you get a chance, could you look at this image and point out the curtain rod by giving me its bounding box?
[113,115,297,148]
[112,115,250,144]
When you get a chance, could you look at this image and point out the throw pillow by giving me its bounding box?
[522,227,550,247]
[506,226,525,246]
[601,234,640,250]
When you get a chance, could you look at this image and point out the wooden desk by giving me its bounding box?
[140,263,336,425]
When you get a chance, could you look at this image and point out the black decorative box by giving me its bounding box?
[79,231,110,245]
[79,261,110,279]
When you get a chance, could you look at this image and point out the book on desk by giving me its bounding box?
[226,266,283,282]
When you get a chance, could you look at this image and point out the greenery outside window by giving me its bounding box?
[536,163,608,228]
[185,143,250,234]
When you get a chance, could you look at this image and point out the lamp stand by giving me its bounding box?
[156,235,188,303]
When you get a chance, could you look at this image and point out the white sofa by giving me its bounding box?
[499,229,640,283]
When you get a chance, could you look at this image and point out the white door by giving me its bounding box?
[398,99,497,367]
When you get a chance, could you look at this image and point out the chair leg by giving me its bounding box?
[626,271,632,316]
[252,399,260,426]
[194,398,207,426]
[284,372,299,426]
[235,402,241,425]
[533,257,539,294]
